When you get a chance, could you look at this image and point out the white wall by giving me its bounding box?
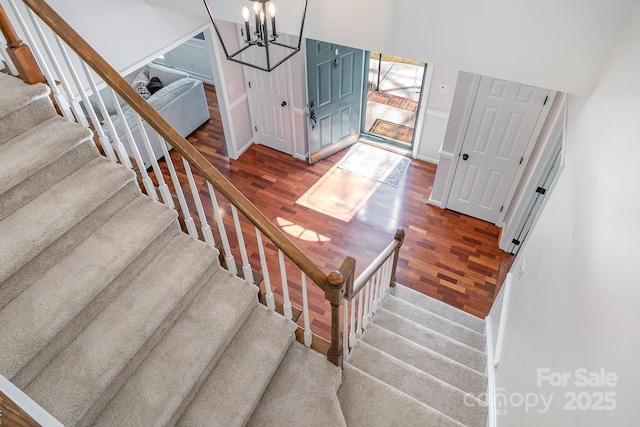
[42,0,209,76]
[492,3,640,425]
[148,0,639,97]
[415,65,459,164]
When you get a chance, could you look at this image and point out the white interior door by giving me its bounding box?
[447,77,549,223]
[243,36,293,155]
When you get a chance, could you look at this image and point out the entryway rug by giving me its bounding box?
[369,119,414,144]
[338,143,410,187]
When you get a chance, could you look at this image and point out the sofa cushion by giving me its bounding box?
[147,78,196,110]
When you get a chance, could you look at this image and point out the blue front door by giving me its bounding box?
[306,39,364,163]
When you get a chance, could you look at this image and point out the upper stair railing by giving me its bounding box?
[0,0,405,367]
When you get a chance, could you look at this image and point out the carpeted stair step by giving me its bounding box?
[373,308,486,373]
[0,74,56,145]
[93,271,258,426]
[247,341,346,427]
[23,233,220,426]
[178,304,297,426]
[0,181,140,313]
[382,295,485,351]
[0,195,178,383]
[0,117,96,220]
[362,323,487,395]
[390,284,485,333]
[0,157,135,284]
[348,340,487,427]
[338,363,464,427]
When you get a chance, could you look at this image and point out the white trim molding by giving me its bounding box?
[0,375,64,427]
[485,315,497,427]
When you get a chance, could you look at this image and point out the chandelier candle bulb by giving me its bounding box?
[242,7,251,43]
[269,3,277,38]
[253,1,261,36]
[259,10,266,42]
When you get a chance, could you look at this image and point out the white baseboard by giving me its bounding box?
[416,154,439,165]
[234,140,253,159]
[485,315,497,427]
[427,195,444,208]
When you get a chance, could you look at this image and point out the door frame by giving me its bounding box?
[442,75,557,226]
[499,94,567,251]
[359,52,428,151]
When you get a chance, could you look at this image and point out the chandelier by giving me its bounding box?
[203,0,308,72]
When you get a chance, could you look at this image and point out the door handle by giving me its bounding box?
[462,153,469,161]
[281,101,287,107]
[309,109,317,130]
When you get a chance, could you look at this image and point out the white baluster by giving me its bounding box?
[368,272,378,321]
[183,159,216,248]
[343,300,349,362]
[301,272,312,347]
[55,35,102,130]
[132,113,173,205]
[278,250,293,320]
[78,62,118,163]
[207,183,236,274]
[7,0,73,120]
[0,39,19,75]
[356,288,365,339]
[256,228,275,310]
[362,281,370,329]
[349,294,357,347]
[232,205,254,284]
[26,8,85,126]
[371,270,380,314]
[157,139,197,237]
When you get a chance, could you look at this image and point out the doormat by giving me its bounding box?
[369,118,414,144]
[338,143,410,187]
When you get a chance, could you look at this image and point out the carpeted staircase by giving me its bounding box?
[0,73,488,426]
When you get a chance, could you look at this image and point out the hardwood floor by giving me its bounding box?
[154,83,514,341]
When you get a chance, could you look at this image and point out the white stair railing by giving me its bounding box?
[342,230,405,362]
[7,0,350,363]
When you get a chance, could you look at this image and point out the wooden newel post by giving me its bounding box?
[389,228,405,288]
[325,270,346,366]
[0,4,45,84]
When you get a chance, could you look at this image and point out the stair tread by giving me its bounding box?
[0,74,50,118]
[247,341,346,427]
[383,295,485,351]
[374,307,486,373]
[0,195,177,380]
[93,270,259,427]
[338,363,465,427]
[177,304,296,427]
[24,232,218,426]
[362,323,487,396]
[0,157,135,283]
[0,116,93,197]
[348,340,487,427]
[391,284,485,333]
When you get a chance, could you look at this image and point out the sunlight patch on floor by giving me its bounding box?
[276,217,331,242]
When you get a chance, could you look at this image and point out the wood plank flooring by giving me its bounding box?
[152,83,514,342]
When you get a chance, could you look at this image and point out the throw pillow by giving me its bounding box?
[137,83,152,100]
[131,70,150,91]
[147,77,164,95]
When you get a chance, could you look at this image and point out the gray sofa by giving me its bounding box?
[95,63,210,169]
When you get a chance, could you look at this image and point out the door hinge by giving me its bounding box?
[512,238,521,246]
[519,157,523,165]
[543,95,548,105]
[254,125,258,132]
[500,206,504,213]
[536,186,547,195]
[248,81,252,88]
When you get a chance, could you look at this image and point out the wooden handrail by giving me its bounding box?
[21,0,329,289]
[346,228,404,299]
[0,3,45,84]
